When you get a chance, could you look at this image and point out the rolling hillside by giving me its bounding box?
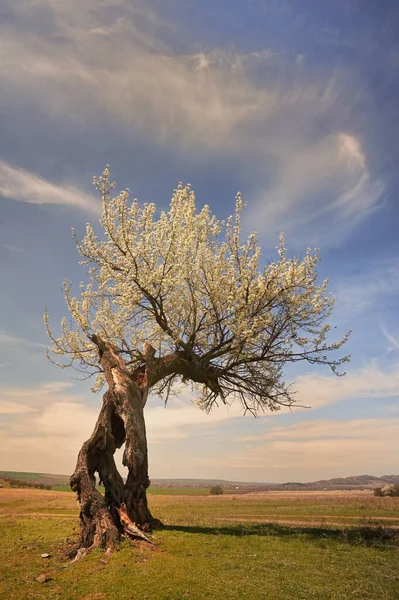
[1,471,398,491]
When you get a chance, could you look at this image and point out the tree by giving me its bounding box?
[45,167,349,556]
[379,484,399,497]
[209,485,224,495]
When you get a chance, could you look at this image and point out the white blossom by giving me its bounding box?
[45,168,350,413]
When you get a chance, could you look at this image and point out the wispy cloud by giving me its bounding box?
[145,394,246,443]
[219,417,399,480]
[0,1,267,148]
[0,1,384,240]
[381,323,399,352]
[332,260,399,319]
[0,381,96,471]
[0,331,48,375]
[294,362,399,410]
[0,330,46,349]
[0,160,99,213]
[0,380,74,409]
[245,131,383,246]
[0,380,245,472]
[0,401,37,415]
[2,243,23,253]
[1,359,399,475]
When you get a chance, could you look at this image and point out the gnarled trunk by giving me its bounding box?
[70,336,158,554]
[69,334,222,555]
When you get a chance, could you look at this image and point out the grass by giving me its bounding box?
[0,471,69,486]
[0,471,44,480]
[52,486,213,495]
[1,488,398,599]
[53,485,106,494]
[148,487,213,495]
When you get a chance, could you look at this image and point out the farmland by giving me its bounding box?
[1,488,398,600]
[51,486,213,495]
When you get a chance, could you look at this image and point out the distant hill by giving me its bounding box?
[263,474,399,491]
[151,474,399,491]
[0,471,69,487]
[309,474,399,489]
[1,471,398,491]
[150,478,265,491]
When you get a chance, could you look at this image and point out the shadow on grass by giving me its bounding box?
[162,523,399,548]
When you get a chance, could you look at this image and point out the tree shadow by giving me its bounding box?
[162,523,399,549]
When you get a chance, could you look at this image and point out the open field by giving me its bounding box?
[1,489,398,600]
[51,486,214,495]
[0,471,69,486]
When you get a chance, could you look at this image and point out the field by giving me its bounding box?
[0,471,69,487]
[51,486,213,495]
[1,489,398,600]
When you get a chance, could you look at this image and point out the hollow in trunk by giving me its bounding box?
[69,336,158,554]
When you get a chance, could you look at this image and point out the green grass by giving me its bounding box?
[1,489,398,599]
[0,471,44,480]
[0,471,69,486]
[149,487,212,495]
[52,485,106,494]
[52,486,214,495]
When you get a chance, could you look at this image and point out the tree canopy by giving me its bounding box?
[45,167,349,415]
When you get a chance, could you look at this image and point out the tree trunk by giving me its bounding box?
[68,334,218,555]
[69,336,159,555]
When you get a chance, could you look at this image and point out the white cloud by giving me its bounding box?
[0,330,46,350]
[2,244,22,253]
[145,394,246,443]
[1,359,399,476]
[0,381,98,473]
[34,401,98,440]
[0,12,268,147]
[0,356,397,483]
[0,381,245,472]
[269,418,399,442]
[0,330,48,370]
[220,417,399,481]
[339,133,366,168]
[332,260,399,319]
[245,131,383,246]
[294,362,399,410]
[0,160,99,213]
[0,380,76,410]
[0,2,383,241]
[146,362,399,440]
[0,330,47,367]
[0,401,37,415]
[381,323,399,352]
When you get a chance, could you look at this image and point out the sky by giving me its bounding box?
[0,0,399,483]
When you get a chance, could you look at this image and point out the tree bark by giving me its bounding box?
[69,336,158,554]
[69,334,222,555]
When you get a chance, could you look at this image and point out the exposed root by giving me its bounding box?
[100,547,113,565]
[62,544,114,567]
[117,504,155,545]
[69,547,89,564]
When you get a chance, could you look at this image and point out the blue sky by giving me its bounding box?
[0,0,398,482]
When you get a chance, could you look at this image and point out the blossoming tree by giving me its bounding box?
[45,168,349,556]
